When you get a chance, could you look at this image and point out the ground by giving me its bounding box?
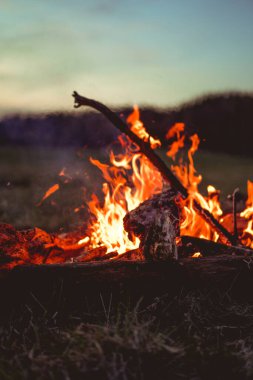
[1,290,253,379]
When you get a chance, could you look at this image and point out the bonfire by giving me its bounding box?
[0,93,252,269]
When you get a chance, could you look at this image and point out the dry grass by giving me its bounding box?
[1,292,253,379]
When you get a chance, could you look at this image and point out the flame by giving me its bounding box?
[240,181,253,248]
[85,107,227,254]
[127,105,161,149]
[166,122,185,140]
[166,123,185,159]
[207,185,223,219]
[167,129,222,242]
[192,252,202,258]
[87,128,163,254]
[38,167,72,207]
[38,183,59,206]
[86,106,163,254]
[77,236,90,245]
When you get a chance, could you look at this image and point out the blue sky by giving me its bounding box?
[1,0,253,114]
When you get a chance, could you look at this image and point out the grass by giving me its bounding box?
[194,150,253,196]
[0,146,252,231]
[1,292,253,379]
[159,148,253,196]
[0,146,106,231]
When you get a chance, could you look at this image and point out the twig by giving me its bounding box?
[72,91,237,245]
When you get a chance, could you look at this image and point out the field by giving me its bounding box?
[0,146,252,231]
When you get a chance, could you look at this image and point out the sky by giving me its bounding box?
[0,0,253,114]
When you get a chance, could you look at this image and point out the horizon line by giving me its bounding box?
[0,89,253,118]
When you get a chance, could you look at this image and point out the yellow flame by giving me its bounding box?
[192,252,202,258]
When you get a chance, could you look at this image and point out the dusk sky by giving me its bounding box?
[1,0,253,114]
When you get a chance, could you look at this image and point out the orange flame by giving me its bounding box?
[86,107,163,254]
[127,105,161,149]
[192,252,202,258]
[240,181,253,248]
[38,183,59,206]
[87,132,163,253]
[167,128,222,242]
[166,123,185,159]
[85,107,227,254]
[166,122,185,140]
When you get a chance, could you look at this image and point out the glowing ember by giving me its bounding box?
[59,167,66,176]
[77,236,90,245]
[192,252,202,258]
[38,183,59,206]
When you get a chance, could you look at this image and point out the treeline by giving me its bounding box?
[0,92,252,156]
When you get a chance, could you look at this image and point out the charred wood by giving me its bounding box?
[180,235,253,257]
[2,256,253,321]
[124,189,179,260]
[73,246,116,262]
[114,248,143,260]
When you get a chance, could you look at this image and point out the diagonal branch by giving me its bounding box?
[73,92,187,197]
[72,91,238,245]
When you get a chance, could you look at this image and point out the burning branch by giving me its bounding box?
[72,91,237,245]
[73,92,187,197]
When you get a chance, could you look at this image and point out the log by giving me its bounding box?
[114,248,143,260]
[124,189,179,260]
[180,235,253,257]
[1,256,253,320]
[72,246,108,262]
[72,92,237,245]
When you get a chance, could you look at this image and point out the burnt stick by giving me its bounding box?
[72,91,237,245]
[180,235,253,257]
